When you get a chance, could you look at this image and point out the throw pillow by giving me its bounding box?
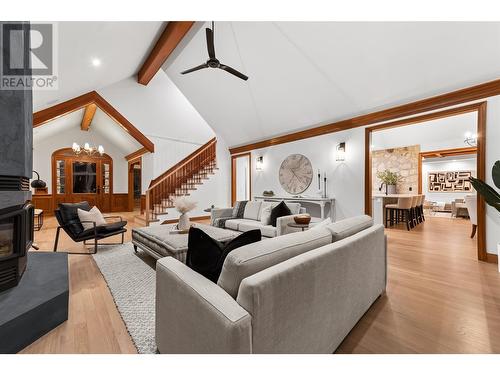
[232,200,249,218]
[77,206,107,231]
[186,227,261,283]
[260,203,273,225]
[270,201,292,227]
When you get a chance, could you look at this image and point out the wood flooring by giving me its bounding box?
[20,213,500,353]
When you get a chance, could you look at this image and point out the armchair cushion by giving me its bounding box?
[74,221,127,240]
[58,201,91,237]
[187,227,261,283]
[270,201,292,227]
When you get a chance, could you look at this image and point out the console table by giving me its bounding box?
[254,195,335,220]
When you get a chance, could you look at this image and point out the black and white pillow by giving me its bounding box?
[232,200,248,218]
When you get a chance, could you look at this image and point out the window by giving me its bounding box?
[72,162,97,193]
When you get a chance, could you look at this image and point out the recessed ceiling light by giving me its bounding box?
[91,58,101,67]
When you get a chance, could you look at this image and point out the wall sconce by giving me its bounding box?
[336,142,346,161]
[256,156,264,171]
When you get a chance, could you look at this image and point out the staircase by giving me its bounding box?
[135,138,218,226]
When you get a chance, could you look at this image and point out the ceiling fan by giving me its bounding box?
[181,22,248,81]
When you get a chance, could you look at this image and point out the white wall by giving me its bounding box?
[251,127,365,221]
[485,97,500,256]
[246,97,500,255]
[97,70,220,195]
[422,157,477,203]
[33,126,129,193]
[97,70,214,145]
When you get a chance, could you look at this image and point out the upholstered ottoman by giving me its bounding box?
[132,223,239,262]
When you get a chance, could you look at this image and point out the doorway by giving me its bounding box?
[52,148,113,212]
[364,102,487,261]
[231,152,251,205]
[128,159,142,211]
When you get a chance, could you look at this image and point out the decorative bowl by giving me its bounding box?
[294,214,311,225]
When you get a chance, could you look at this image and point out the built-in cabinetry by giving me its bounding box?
[51,148,113,212]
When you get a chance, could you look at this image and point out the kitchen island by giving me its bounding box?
[371,193,416,226]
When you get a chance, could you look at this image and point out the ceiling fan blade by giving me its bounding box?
[181,63,209,75]
[219,64,248,81]
[206,28,216,59]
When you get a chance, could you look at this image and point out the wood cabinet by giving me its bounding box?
[51,148,113,212]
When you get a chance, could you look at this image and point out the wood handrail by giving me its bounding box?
[148,137,216,190]
[144,137,217,225]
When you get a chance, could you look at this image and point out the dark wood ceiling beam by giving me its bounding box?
[137,21,195,85]
[33,91,154,153]
[80,103,97,131]
[33,92,96,127]
[125,147,149,162]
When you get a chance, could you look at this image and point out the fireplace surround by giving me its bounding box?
[0,202,34,292]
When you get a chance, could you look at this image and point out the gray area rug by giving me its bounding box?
[92,243,157,354]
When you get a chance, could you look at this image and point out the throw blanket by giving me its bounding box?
[213,200,248,228]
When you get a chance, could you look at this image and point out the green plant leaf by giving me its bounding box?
[493,160,500,190]
[470,177,500,213]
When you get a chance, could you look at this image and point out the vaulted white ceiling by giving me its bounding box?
[33,108,142,153]
[163,22,500,148]
[33,21,164,111]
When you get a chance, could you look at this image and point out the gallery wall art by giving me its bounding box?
[427,170,473,192]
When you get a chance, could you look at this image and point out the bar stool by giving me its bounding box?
[416,194,426,223]
[421,194,426,222]
[385,196,413,231]
[410,195,419,228]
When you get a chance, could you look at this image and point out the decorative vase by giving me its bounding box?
[178,213,190,231]
[387,185,397,195]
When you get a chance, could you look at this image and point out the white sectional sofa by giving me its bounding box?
[155,215,387,353]
[211,200,307,238]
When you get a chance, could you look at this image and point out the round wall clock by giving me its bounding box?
[279,154,313,194]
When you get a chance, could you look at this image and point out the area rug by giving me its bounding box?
[92,243,157,354]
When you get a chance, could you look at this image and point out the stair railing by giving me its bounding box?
[145,137,217,224]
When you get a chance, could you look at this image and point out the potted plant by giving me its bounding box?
[376,169,402,195]
[469,161,500,271]
[173,196,197,231]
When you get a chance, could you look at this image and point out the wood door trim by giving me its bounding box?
[51,148,114,211]
[137,21,195,85]
[229,78,500,154]
[33,91,155,152]
[231,152,252,206]
[364,102,489,262]
[417,147,477,194]
[128,159,141,212]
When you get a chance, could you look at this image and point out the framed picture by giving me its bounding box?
[427,171,473,192]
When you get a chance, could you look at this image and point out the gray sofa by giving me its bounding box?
[211,200,307,238]
[155,215,387,353]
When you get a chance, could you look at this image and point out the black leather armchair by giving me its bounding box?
[54,202,127,254]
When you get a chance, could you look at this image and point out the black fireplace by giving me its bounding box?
[0,20,34,293]
[0,202,34,292]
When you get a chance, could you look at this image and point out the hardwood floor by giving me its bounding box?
[21,211,141,354]
[337,216,500,353]
[20,213,500,353]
